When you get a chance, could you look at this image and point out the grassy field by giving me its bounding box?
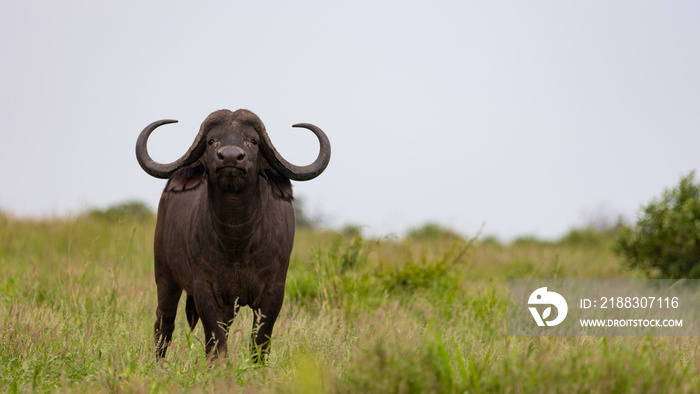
[2,204,700,392]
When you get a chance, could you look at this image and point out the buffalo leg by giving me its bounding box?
[154,280,182,359]
[192,283,228,359]
[251,289,284,363]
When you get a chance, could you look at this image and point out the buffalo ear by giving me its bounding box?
[262,169,293,201]
[165,161,206,192]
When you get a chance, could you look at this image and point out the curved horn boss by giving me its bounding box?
[134,109,330,363]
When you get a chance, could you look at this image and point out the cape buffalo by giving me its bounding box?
[135,109,330,361]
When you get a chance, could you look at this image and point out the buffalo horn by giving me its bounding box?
[258,123,331,181]
[135,119,209,179]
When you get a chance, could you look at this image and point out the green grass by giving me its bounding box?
[2,207,700,392]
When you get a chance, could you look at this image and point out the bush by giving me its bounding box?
[406,222,461,241]
[614,171,700,278]
[294,197,315,229]
[558,225,621,247]
[340,224,363,238]
[89,201,153,222]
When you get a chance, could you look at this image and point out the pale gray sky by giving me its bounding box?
[1,1,698,240]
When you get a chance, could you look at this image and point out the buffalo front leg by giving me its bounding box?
[154,280,182,359]
[251,288,285,363]
[192,282,228,360]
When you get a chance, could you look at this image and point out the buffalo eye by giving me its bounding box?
[208,139,215,146]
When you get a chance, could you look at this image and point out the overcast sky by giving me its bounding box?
[1,1,698,240]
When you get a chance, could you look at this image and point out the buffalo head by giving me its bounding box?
[136,109,330,188]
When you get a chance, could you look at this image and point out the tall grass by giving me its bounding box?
[1,208,700,392]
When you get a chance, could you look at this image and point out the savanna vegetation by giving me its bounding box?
[2,200,700,392]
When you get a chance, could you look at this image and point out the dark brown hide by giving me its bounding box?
[137,109,330,361]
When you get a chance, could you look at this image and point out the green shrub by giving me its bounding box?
[294,197,315,229]
[511,235,552,247]
[407,222,461,241]
[89,201,153,222]
[339,224,363,238]
[614,171,700,278]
